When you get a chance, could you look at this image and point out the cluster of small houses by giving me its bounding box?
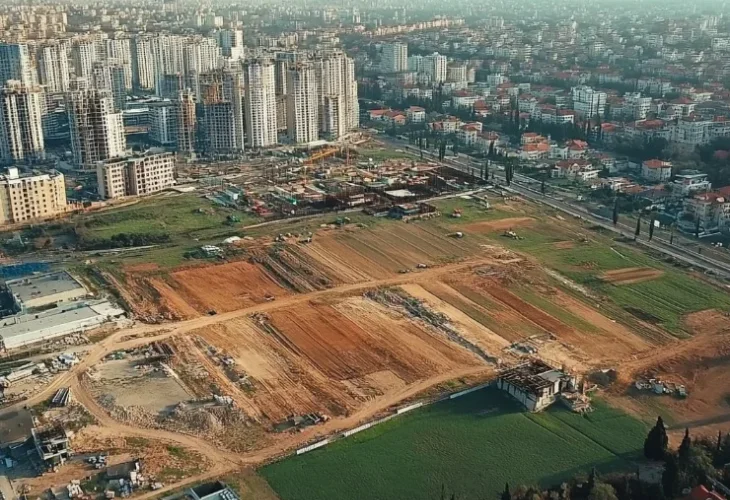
[369,103,730,234]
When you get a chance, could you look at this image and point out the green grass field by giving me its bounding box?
[78,194,258,240]
[261,389,648,500]
[491,224,730,334]
[432,197,513,225]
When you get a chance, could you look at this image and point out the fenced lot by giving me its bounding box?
[261,388,648,500]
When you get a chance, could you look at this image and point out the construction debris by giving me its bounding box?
[51,387,72,407]
[635,378,687,398]
[364,288,498,365]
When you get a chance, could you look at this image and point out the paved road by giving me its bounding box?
[387,140,730,281]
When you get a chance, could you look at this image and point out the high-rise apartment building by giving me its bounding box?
[286,62,319,144]
[149,103,177,145]
[0,167,67,224]
[96,151,175,199]
[244,59,277,148]
[216,29,244,60]
[571,86,607,118]
[314,51,359,139]
[92,62,126,111]
[70,40,98,80]
[447,62,468,84]
[424,52,447,84]
[0,81,45,164]
[381,42,408,73]
[67,89,126,168]
[103,36,133,91]
[176,89,196,154]
[131,36,155,91]
[0,43,35,86]
[200,70,244,154]
[37,41,70,93]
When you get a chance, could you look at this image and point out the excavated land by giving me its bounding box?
[464,217,535,233]
[303,223,487,278]
[108,222,491,321]
[609,309,730,432]
[600,267,664,285]
[182,296,487,424]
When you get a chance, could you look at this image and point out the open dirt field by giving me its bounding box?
[89,358,193,413]
[166,261,289,313]
[183,296,487,423]
[464,217,535,233]
[607,309,730,434]
[600,267,664,285]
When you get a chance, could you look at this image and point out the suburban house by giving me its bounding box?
[673,171,712,196]
[406,106,426,123]
[551,160,601,181]
[681,191,730,234]
[521,142,550,160]
[496,361,577,412]
[641,159,673,182]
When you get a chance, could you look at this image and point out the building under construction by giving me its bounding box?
[199,70,244,155]
[496,360,577,412]
[177,89,196,154]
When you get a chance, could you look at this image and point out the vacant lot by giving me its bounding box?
[261,389,648,500]
[188,296,487,423]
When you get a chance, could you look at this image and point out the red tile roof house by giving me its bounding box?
[641,159,673,182]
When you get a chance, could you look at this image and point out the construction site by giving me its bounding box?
[2,159,730,500]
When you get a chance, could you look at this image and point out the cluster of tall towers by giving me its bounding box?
[0,33,359,167]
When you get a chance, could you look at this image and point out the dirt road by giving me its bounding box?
[0,257,499,493]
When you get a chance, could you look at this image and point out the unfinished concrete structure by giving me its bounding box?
[200,70,244,154]
[496,361,577,412]
[32,426,71,469]
[67,88,126,168]
[176,89,196,153]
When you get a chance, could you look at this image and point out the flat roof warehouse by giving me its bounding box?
[0,272,125,350]
[6,271,88,310]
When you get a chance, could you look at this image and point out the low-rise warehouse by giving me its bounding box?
[7,271,88,311]
[0,302,125,350]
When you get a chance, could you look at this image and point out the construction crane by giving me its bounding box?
[304,147,339,165]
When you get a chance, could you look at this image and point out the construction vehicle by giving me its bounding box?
[416,263,428,269]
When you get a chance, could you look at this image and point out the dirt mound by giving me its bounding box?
[600,267,663,285]
[464,217,534,232]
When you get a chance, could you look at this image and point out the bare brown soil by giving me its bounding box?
[464,217,535,232]
[188,296,484,423]
[165,261,289,314]
[600,267,664,285]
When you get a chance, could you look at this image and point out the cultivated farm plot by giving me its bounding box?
[260,388,648,500]
[187,296,487,423]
